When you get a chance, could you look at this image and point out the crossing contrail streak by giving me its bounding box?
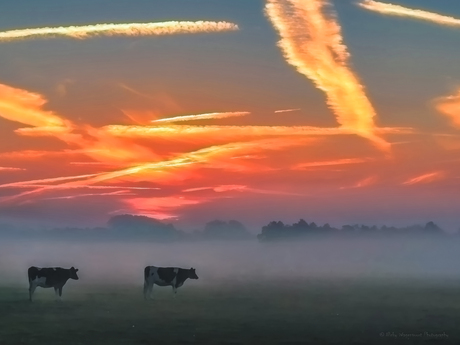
[265,0,389,152]
[0,21,239,42]
[358,0,460,28]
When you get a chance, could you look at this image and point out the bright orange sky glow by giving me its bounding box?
[1,0,460,230]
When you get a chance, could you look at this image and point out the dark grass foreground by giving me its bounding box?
[0,278,459,344]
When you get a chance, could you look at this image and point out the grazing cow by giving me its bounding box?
[28,266,79,301]
[144,266,198,299]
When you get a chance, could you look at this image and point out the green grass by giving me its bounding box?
[1,278,459,344]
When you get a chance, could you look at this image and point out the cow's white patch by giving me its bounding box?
[31,277,47,288]
[144,266,180,299]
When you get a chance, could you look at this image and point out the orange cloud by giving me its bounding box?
[265,0,389,151]
[0,83,154,164]
[0,83,71,130]
[0,137,306,204]
[121,196,205,220]
[402,171,445,185]
[358,0,460,27]
[434,89,460,128]
[0,21,239,42]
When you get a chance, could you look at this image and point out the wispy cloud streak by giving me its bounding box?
[183,185,247,193]
[434,89,460,128]
[183,184,303,196]
[274,108,301,113]
[358,0,460,27]
[42,190,134,200]
[0,138,304,203]
[341,176,378,189]
[0,21,239,42]
[152,111,250,123]
[403,172,445,185]
[265,0,388,151]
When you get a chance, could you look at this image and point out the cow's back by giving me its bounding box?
[28,267,67,287]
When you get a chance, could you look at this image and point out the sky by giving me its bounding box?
[0,0,460,231]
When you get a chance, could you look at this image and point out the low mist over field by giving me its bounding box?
[2,234,460,288]
[2,217,460,344]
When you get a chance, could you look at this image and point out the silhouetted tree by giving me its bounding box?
[107,214,180,241]
[257,219,446,241]
[202,220,251,240]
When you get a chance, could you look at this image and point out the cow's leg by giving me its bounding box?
[143,280,148,300]
[58,286,63,301]
[148,284,154,300]
[29,282,37,302]
[172,285,177,297]
[144,281,153,300]
[54,287,59,301]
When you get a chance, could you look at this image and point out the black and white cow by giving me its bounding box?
[28,266,79,301]
[144,266,198,299]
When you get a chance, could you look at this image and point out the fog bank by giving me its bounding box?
[1,236,459,288]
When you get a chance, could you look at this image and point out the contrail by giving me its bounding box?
[105,124,413,138]
[152,111,250,123]
[292,158,370,170]
[274,108,301,113]
[0,167,24,172]
[265,0,389,151]
[2,184,159,190]
[358,0,460,27]
[0,173,99,189]
[0,21,239,42]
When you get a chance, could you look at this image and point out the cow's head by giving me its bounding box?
[70,267,79,280]
[189,268,199,280]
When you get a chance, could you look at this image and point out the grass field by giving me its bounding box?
[1,278,459,345]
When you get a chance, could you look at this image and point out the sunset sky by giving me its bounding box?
[1,0,460,231]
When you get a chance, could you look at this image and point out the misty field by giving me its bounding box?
[1,278,459,345]
[2,238,460,344]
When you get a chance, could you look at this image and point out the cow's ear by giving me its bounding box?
[76,269,79,272]
[71,266,74,269]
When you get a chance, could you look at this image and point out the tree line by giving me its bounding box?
[0,214,452,242]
